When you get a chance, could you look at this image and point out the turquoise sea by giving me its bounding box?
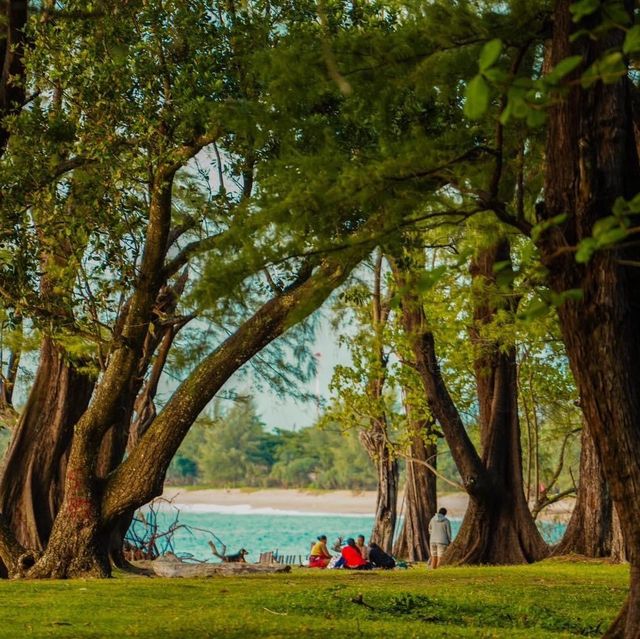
[128,505,567,562]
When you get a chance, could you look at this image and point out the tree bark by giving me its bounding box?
[360,422,398,554]
[445,243,547,564]
[0,337,94,551]
[554,427,613,557]
[539,2,640,634]
[393,415,437,561]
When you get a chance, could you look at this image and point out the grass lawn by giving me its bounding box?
[0,559,627,638]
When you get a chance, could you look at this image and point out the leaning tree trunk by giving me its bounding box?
[7,244,367,578]
[0,337,94,552]
[554,427,613,557]
[393,415,437,561]
[539,2,640,634]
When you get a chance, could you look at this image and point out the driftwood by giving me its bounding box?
[152,555,291,578]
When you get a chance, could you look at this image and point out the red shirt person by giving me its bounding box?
[341,538,372,569]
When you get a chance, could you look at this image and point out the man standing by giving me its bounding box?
[428,507,452,569]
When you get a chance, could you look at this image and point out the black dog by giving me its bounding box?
[208,541,248,563]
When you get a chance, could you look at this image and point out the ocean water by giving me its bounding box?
[128,503,567,562]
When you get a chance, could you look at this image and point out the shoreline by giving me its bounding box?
[162,487,574,523]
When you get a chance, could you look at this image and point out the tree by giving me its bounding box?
[534,2,640,633]
[328,252,400,553]
[0,0,382,577]
[391,239,548,565]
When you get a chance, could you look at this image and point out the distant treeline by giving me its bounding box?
[166,400,379,490]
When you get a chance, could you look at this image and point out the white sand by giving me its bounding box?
[162,487,574,522]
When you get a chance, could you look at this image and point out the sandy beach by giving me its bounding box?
[162,487,574,522]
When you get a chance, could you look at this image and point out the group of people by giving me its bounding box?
[309,534,396,570]
[308,507,453,571]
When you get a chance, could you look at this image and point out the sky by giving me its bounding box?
[226,313,351,431]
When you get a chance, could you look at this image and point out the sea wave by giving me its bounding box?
[150,502,372,518]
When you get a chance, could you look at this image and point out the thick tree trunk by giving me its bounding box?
[444,340,548,564]
[554,427,613,557]
[392,248,547,565]
[540,2,640,634]
[19,251,365,577]
[360,423,398,554]
[611,507,627,564]
[393,417,437,561]
[0,337,94,551]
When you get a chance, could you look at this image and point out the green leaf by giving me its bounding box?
[623,25,640,54]
[464,75,490,120]
[596,227,627,247]
[417,265,448,292]
[575,238,598,263]
[550,288,584,306]
[531,213,568,243]
[592,216,620,238]
[570,0,601,22]
[483,67,508,84]
[499,100,513,125]
[603,2,631,27]
[479,39,503,73]
[526,108,547,128]
[518,298,550,321]
[546,56,583,84]
[581,52,626,88]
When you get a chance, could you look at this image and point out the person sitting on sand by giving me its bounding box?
[341,538,373,570]
[356,534,369,560]
[309,535,332,568]
[368,542,395,569]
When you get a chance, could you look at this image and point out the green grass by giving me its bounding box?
[0,560,627,638]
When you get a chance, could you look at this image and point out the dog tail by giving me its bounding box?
[208,540,223,559]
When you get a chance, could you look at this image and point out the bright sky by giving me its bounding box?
[229,314,351,431]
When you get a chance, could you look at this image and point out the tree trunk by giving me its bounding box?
[359,250,397,554]
[393,416,437,561]
[15,250,366,578]
[611,506,627,564]
[392,243,547,565]
[444,338,548,564]
[0,337,94,552]
[554,427,613,557]
[539,2,640,634]
[360,422,398,554]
